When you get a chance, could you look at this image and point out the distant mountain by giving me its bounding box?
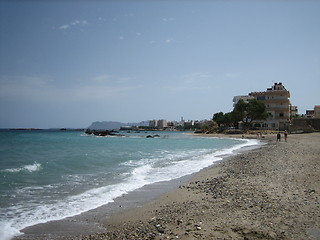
[87,121,149,130]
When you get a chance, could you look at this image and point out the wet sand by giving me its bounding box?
[16,132,320,240]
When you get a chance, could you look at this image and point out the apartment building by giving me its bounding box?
[157,119,168,129]
[249,82,291,130]
[232,95,254,107]
[149,119,168,129]
[149,120,158,128]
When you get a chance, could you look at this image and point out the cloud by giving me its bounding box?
[162,17,175,23]
[59,24,70,30]
[59,20,88,30]
[72,20,87,25]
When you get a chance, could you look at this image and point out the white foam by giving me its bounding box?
[2,162,42,173]
[1,175,151,239]
[0,222,22,240]
[23,162,42,172]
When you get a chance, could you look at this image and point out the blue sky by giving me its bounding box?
[0,0,319,128]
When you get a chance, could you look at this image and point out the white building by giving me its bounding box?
[157,119,167,128]
[233,95,254,107]
[149,119,168,128]
[149,120,158,128]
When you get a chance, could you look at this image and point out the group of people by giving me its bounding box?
[277,130,288,142]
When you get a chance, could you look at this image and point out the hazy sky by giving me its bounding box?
[0,0,319,128]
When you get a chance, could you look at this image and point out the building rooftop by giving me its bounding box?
[249,82,290,97]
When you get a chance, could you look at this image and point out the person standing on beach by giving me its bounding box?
[277,132,281,142]
[284,130,288,142]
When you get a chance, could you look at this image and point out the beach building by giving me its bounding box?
[248,82,291,130]
[232,95,254,107]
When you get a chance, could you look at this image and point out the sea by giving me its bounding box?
[0,129,260,240]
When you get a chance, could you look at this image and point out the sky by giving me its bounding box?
[0,0,319,128]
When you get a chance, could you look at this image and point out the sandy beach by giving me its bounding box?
[16,132,320,240]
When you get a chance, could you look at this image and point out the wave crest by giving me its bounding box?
[2,162,42,173]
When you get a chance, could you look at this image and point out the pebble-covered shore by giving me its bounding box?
[69,133,320,240]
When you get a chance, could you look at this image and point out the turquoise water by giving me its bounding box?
[0,130,259,240]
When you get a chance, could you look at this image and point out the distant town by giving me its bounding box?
[87,82,319,134]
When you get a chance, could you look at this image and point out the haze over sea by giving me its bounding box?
[0,130,259,240]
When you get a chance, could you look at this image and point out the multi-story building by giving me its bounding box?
[249,82,291,130]
[232,95,254,107]
[157,119,167,129]
[149,119,168,129]
[149,120,158,128]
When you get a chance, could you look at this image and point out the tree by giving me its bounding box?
[232,99,247,128]
[232,99,270,129]
[247,99,270,122]
[222,112,233,127]
[212,112,224,127]
[213,112,233,128]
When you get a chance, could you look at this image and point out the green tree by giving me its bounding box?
[212,112,224,127]
[213,112,233,128]
[231,99,247,128]
[232,99,270,129]
[222,112,233,127]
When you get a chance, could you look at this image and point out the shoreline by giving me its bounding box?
[14,174,197,240]
[15,133,320,239]
[13,135,260,240]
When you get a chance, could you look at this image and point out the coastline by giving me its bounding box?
[15,133,320,240]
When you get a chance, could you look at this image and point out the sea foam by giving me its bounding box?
[2,162,42,173]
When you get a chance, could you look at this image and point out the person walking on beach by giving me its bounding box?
[284,130,288,142]
[277,132,281,142]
